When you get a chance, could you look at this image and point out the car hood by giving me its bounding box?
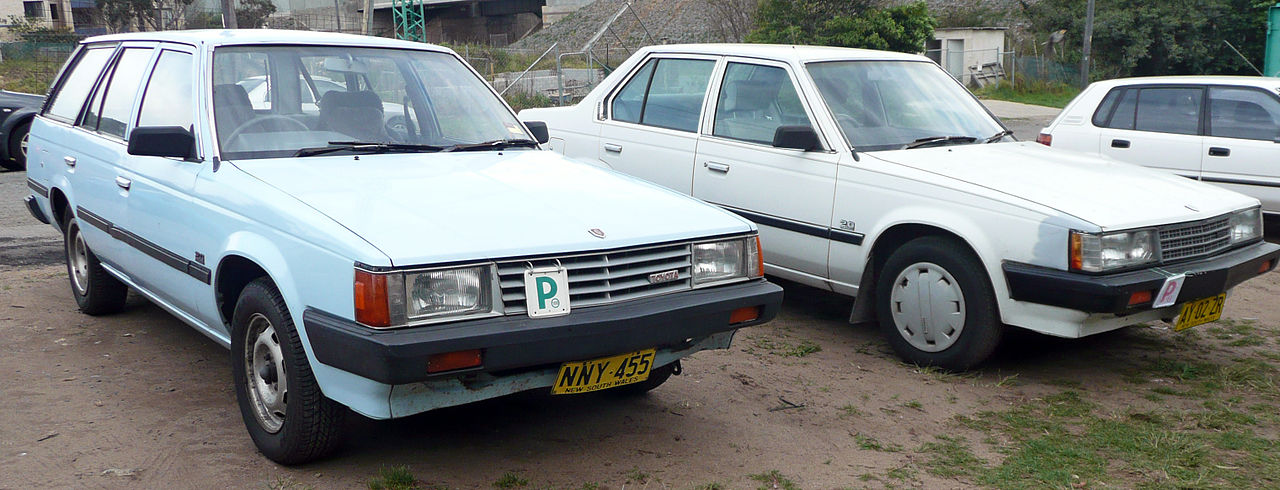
[232,150,752,266]
[868,142,1258,230]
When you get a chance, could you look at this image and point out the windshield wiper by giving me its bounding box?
[442,139,540,152]
[984,130,1015,143]
[294,141,446,157]
[901,135,979,150]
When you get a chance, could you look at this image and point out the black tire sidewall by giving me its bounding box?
[62,214,127,314]
[4,121,29,170]
[875,236,1001,371]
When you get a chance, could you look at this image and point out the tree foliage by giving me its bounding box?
[1024,0,1275,78]
[236,0,277,29]
[95,0,196,32]
[745,0,937,53]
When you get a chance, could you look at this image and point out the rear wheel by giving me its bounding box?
[875,236,1002,371]
[63,213,127,315]
[231,278,344,465]
[3,120,30,171]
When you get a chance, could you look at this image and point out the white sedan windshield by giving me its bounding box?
[212,45,531,159]
[807,60,1005,151]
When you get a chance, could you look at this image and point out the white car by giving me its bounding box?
[521,44,1280,370]
[1039,76,1280,228]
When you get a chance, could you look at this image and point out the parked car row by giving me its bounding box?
[19,30,1280,465]
[0,89,43,171]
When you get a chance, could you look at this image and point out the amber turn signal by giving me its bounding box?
[354,269,390,327]
[427,349,483,373]
[1127,290,1153,307]
[1261,259,1274,275]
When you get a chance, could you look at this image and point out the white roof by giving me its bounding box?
[637,43,930,64]
[1091,75,1280,90]
[81,29,450,53]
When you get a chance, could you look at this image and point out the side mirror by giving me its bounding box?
[773,125,820,151]
[523,120,550,144]
[128,126,197,160]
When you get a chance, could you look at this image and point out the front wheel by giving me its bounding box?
[875,236,1002,371]
[2,120,29,171]
[231,278,344,465]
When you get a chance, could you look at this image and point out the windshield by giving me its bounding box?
[806,60,1004,151]
[212,45,531,160]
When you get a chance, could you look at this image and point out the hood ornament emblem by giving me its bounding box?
[588,228,606,239]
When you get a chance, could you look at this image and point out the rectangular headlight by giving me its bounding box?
[403,265,492,320]
[1229,207,1262,244]
[1070,229,1157,272]
[693,238,748,285]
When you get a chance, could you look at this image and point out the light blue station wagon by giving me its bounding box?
[23,30,783,464]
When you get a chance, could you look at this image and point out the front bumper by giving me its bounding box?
[1004,241,1280,314]
[304,279,783,385]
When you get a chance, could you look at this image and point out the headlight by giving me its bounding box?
[1070,229,1157,272]
[693,235,763,285]
[1229,207,1262,244]
[354,264,494,328]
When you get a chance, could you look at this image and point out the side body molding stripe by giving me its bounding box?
[74,206,211,284]
[712,202,865,246]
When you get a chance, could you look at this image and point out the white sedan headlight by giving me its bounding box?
[1229,207,1263,244]
[693,236,764,285]
[1070,229,1157,272]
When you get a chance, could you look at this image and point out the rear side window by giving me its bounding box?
[1207,86,1280,141]
[80,48,154,139]
[1134,87,1201,135]
[45,47,113,123]
[138,50,195,131]
[610,58,715,133]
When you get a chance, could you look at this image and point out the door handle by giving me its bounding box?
[603,143,623,153]
[63,156,76,167]
[1208,147,1231,157]
[115,176,131,190]
[1111,139,1130,149]
[705,161,730,173]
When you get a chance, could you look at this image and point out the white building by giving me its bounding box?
[926,27,1007,85]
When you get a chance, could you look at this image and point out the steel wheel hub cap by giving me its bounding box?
[245,313,287,433]
[888,262,966,353]
[20,132,28,158]
[68,230,89,296]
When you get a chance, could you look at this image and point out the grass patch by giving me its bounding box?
[492,472,528,489]
[918,435,984,478]
[838,404,863,418]
[973,80,1081,108]
[784,340,822,357]
[748,470,799,490]
[369,466,418,490]
[854,433,903,452]
[623,467,649,484]
[0,59,56,94]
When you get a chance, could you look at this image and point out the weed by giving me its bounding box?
[624,467,648,484]
[493,472,528,489]
[693,483,725,490]
[919,435,985,478]
[839,404,863,417]
[903,400,923,411]
[748,470,799,490]
[854,433,902,452]
[266,476,314,490]
[369,466,418,490]
[785,340,822,357]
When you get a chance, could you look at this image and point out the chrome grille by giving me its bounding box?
[1159,215,1232,262]
[497,242,694,315]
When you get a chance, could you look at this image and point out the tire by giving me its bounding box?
[607,360,677,396]
[3,120,29,171]
[231,278,344,465]
[875,236,1001,371]
[63,213,128,315]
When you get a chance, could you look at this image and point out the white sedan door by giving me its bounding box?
[1200,86,1280,216]
[596,55,718,194]
[1096,85,1205,179]
[693,59,841,283]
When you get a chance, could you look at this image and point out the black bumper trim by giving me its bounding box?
[24,195,49,224]
[75,205,211,284]
[1004,241,1280,314]
[26,178,49,198]
[305,279,784,385]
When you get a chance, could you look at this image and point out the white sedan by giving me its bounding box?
[521,44,1280,370]
[1039,76,1280,228]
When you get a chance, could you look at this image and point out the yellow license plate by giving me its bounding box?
[1174,294,1226,331]
[551,349,655,395]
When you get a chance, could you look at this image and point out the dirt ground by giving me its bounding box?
[2,257,1278,489]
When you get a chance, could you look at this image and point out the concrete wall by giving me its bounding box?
[1,0,77,41]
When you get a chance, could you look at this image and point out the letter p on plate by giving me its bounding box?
[524,266,570,318]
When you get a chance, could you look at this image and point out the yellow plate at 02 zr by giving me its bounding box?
[1174,294,1226,332]
[552,349,655,395]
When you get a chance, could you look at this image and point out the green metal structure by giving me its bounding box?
[392,0,427,43]
[1267,3,1280,77]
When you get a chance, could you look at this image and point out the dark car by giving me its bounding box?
[0,90,45,171]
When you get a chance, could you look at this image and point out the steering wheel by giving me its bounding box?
[835,111,883,129]
[225,115,310,147]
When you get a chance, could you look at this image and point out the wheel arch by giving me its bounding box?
[215,253,274,330]
[849,221,999,324]
[49,186,70,231]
